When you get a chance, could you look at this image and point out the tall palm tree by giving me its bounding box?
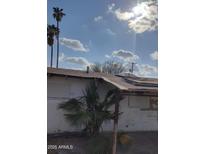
[47,24,59,67]
[53,7,65,68]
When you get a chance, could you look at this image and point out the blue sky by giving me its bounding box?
[47,0,158,77]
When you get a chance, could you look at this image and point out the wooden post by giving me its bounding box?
[112,101,119,154]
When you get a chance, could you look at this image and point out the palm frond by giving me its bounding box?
[64,111,91,126]
[101,88,124,110]
[83,81,99,107]
[47,37,54,46]
[94,110,114,121]
[52,7,65,22]
[47,24,59,38]
[58,81,123,136]
[58,98,84,112]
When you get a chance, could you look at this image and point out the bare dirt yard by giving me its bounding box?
[47,131,158,154]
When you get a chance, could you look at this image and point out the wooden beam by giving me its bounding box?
[112,101,119,154]
[120,91,158,97]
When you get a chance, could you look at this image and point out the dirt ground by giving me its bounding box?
[47,131,158,154]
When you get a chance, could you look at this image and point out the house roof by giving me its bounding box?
[117,75,158,88]
[47,67,158,96]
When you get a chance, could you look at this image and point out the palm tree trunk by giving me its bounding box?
[112,101,119,154]
[56,21,59,68]
[50,45,53,67]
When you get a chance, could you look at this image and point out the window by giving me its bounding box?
[128,96,158,111]
[141,97,158,111]
[128,96,150,108]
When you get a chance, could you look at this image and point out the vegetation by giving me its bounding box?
[91,60,125,75]
[59,81,124,154]
[47,24,59,67]
[52,7,66,68]
[58,81,123,136]
[90,62,102,73]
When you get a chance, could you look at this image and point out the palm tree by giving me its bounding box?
[58,81,123,136]
[53,7,65,68]
[47,24,59,67]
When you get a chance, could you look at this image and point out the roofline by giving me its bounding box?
[47,67,158,95]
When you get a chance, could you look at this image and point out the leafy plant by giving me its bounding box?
[58,81,123,136]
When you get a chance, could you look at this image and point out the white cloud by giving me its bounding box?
[59,37,89,52]
[120,62,157,77]
[108,1,158,33]
[107,3,115,13]
[112,49,139,62]
[108,4,134,21]
[150,51,158,60]
[94,16,103,22]
[134,64,157,77]
[66,57,90,66]
[105,54,111,59]
[59,52,66,62]
[106,28,116,35]
[59,53,91,66]
[114,9,134,21]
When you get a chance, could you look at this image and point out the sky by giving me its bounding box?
[47,0,158,77]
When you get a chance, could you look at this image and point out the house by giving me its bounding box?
[47,67,158,134]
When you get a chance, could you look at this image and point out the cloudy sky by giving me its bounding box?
[47,0,158,77]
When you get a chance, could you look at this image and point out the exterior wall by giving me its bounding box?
[102,96,158,131]
[47,76,91,133]
[47,76,158,133]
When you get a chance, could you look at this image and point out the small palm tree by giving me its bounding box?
[47,24,59,67]
[58,81,123,136]
[53,7,65,68]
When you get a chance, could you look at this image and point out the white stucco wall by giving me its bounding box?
[102,96,158,131]
[47,76,158,133]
